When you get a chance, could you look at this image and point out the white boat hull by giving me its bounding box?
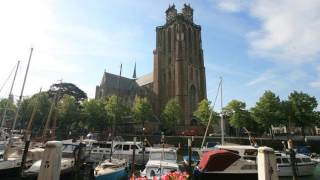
[277,163,316,176]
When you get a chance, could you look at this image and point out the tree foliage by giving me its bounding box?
[193,99,218,125]
[288,91,318,133]
[48,82,87,103]
[19,92,52,134]
[251,90,283,131]
[104,95,131,123]
[224,100,256,130]
[132,96,153,124]
[56,95,80,131]
[161,99,182,129]
[0,99,17,127]
[80,99,108,131]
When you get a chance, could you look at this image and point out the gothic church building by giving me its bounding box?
[95,4,207,126]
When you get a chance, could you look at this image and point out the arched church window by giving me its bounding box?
[190,68,193,81]
[196,69,199,81]
[181,24,186,40]
[189,85,196,112]
[168,70,171,81]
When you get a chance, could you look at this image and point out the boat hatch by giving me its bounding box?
[150,152,176,161]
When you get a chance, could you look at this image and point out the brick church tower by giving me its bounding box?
[153,4,207,126]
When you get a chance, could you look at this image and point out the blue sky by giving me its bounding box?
[0,0,319,111]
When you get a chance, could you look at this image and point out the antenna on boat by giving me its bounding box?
[201,78,222,148]
[220,77,225,145]
[0,61,20,128]
[4,48,33,161]
[12,48,33,131]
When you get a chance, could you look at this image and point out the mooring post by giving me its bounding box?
[188,138,192,174]
[20,131,31,177]
[288,139,297,180]
[131,137,136,178]
[161,132,165,148]
[37,141,62,180]
[142,127,145,165]
[257,146,279,180]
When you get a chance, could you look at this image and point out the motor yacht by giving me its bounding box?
[275,152,316,176]
[193,149,258,180]
[140,147,179,180]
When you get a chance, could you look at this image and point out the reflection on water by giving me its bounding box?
[279,164,320,180]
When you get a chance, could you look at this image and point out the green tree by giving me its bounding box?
[19,92,52,134]
[48,82,87,104]
[161,99,182,132]
[0,99,17,127]
[104,95,130,124]
[251,90,283,132]
[80,99,108,131]
[193,99,218,125]
[288,91,318,136]
[132,96,153,125]
[56,95,80,133]
[225,100,257,135]
[315,111,320,126]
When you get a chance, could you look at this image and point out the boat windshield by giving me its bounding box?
[150,152,176,161]
[147,167,177,177]
[62,144,76,152]
[0,144,4,150]
[302,158,311,163]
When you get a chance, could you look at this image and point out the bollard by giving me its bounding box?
[257,146,279,180]
[37,141,62,180]
[131,137,136,177]
[188,138,192,174]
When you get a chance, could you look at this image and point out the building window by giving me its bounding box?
[189,85,196,112]
[190,68,193,81]
[196,69,199,81]
[168,57,171,65]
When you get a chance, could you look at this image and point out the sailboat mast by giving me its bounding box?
[1,61,20,128]
[12,48,33,131]
[220,77,224,145]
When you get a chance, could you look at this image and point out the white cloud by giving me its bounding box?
[310,82,320,88]
[214,0,250,12]
[0,0,147,99]
[246,69,275,86]
[309,65,320,89]
[249,0,320,62]
[215,0,320,63]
